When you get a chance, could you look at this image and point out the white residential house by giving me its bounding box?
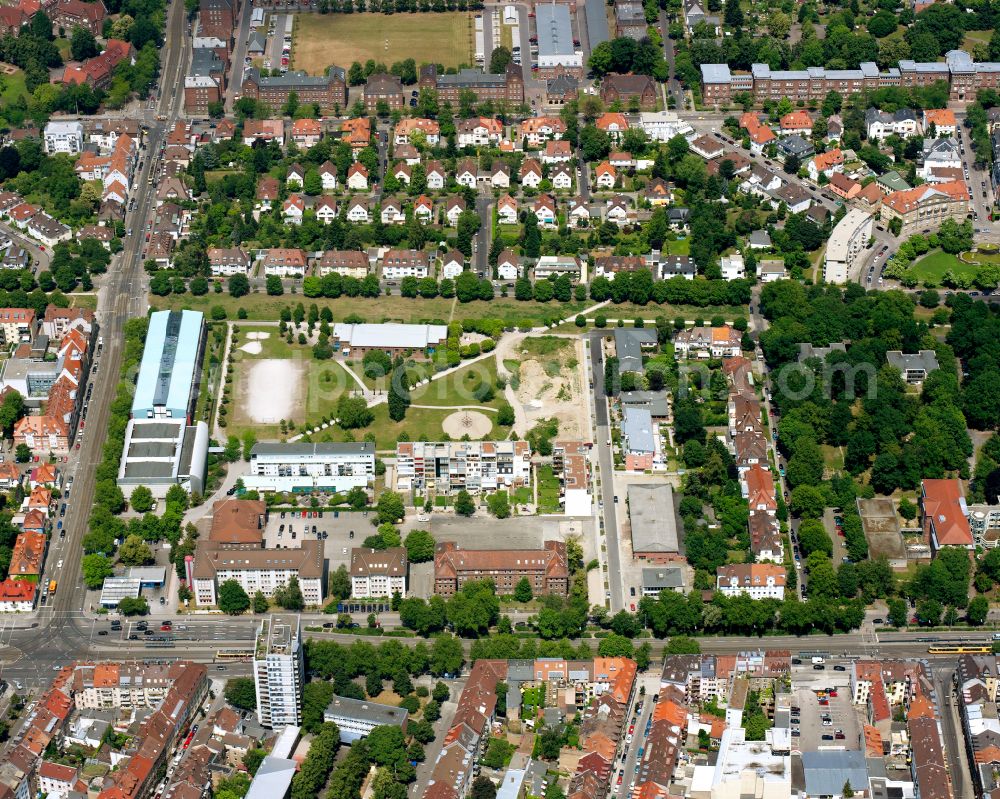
[414,196,434,224]
[594,162,616,189]
[261,249,308,278]
[568,199,591,226]
[520,160,543,188]
[720,253,745,280]
[27,213,71,247]
[315,197,338,225]
[456,159,478,188]
[319,161,338,190]
[347,163,369,191]
[551,164,573,190]
[445,197,467,227]
[393,163,412,185]
[346,198,370,223]
[490,163,511,189]
[381,249,430,279]
[425,161,446,190]
[208,247,251,276]
[381,198,406,225]
[282,195,305,225]
[350,548,407,599]
[535,255,584,281]
[44,120,84,154]
[457,117,503,147]
[919,138,963,179]
[605,197,631,226]
[497,249,520,280]
[497,194,518,225]
[286,164,305,188]
[440,250,465,279]
[864,108,921,141]
[533,196,557,228]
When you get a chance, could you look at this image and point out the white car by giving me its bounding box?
[56,560,63,569]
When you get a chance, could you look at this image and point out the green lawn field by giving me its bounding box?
[293,12,472,73]
[910,249,978,283]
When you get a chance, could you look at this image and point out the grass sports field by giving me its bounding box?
[293,12,472,73]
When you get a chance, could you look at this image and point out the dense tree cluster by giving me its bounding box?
[948,295,1000,432]
[305,636,464,689]
[758,282,973,493]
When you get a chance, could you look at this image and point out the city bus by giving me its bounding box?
[215,648,253,662]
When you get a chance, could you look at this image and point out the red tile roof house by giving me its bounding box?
[0,577,36,611]
[921,478,974,553]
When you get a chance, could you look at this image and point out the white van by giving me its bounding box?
[811,656,825,665]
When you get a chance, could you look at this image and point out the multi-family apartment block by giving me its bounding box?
[190,539,324,606]
[241,67,347,114]
[433,540,569,597]
[395,440,532,494]
[419,63,524,105]
[253,614,304,728]
[350,547,407,598]
[702,50,1000,106]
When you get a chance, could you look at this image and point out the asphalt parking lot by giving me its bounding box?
[263,509,375,574]
[790,665,859,752]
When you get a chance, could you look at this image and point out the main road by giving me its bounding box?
[587,332,624,613]
[0,0,191,688]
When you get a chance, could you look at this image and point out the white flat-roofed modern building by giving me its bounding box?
[245,442,375,493]
[44,120,84,154]
[331,322,448,360]
[395,440,532,494]
[253,614,304,728]
[823,208,873,284]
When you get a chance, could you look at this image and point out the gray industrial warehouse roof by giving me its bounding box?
[628,483,679,553]
[801,751,869,797]
[536,3,575,57]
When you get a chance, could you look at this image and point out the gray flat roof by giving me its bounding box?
[700,63,731,83]
[622,407,656,454]
[614,328,656,373]
[628,483,679,553]
[642,566,684,590]
[886,350,939,374]
[619,390,670,418]
[584,0,609,47]
[536,3,575,57]
[127,441,176,459]
[99,578,141,605]
[251,442,374,457]
[801,751,869,797]
[323,694,408,727]
[122,462,176,479]
[437,69,508,86]
[245,757,297,799]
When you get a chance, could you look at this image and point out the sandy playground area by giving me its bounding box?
[243,359,303,424]
[514,338,588,440]
[239,331,271,356]
[442,410,493,439]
